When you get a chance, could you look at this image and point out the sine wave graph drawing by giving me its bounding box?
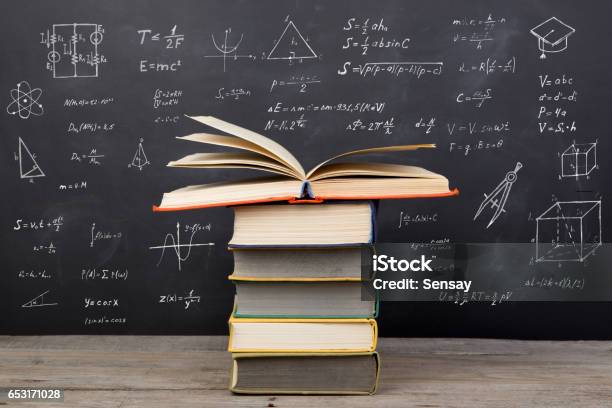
[149,222,214,271]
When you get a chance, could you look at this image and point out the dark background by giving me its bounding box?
[1,0,610,338]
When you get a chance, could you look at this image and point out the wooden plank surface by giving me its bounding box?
[0,336,611,407]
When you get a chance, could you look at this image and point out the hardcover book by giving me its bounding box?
[229,202,375,247]
[153,116,457,211]
[231,280,378,318]
[228,317,378,353]
[230,352,380,395]
[229,247,369,281]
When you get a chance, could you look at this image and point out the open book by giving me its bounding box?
[154,116,457,211]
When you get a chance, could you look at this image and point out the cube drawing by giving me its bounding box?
[536,201,601,262]
[561,143,597,178]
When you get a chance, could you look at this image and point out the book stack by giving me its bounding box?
[154,116,457,394]
[227,202,379,394]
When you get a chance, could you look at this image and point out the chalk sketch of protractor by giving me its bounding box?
[474,162,522,228]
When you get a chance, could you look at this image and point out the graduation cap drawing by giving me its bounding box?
[530,17,575,59]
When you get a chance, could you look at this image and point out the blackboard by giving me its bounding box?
[1,0,610,338]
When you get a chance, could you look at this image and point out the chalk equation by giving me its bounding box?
[159,289,201,310]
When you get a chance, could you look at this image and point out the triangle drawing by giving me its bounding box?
[22,290,58,308]
[18,137,45,180]
[267,20,318,60]
[129,139,150,171]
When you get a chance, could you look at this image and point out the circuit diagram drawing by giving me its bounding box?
[40,23,107,78]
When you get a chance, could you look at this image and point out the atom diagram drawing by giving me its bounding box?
[6,81,44,119]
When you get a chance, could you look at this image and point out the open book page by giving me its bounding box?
[310,176,451,198]
[168,152,301,178]
[155,178,304,210]
[305,144,436,178]
[178,133,293,170]
[308,162,445,181]
[188,116,306,179]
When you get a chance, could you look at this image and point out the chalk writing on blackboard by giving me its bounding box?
[153,89,183,108]
[40,23,106,78]
[474,162,522,228]
[524,276,585,290]
[203,28,256,72]
[18,269,52,279]
[458,57,516,75]
[13,217,63,232]
[81,268,129,281]
[159,289,201,310]
[149,222,214,271]
[446,121,511,136]
[216,87,252,101]
[440,290,512,306]
[398,212,439,228]
[537,74,577,134]
[269,75,320,93]
[137,25,185,49]
[451,14,506,50]
[342,17,410,55]
[139,59,182,73]
[6,81,44,119]
[58,181,87,191]
[90,222,122,247]
[84,297,119,308]
[33,242,57,254]
[346,117,395,134]
[266,19,318,63]
[22,290,58,308]
[128,138,150,171]
[71,148,104,165]
[456,88,492,108]
[448,139,504,156]
[16,137,45,182]
[63,97,114,107]
[337,61,443,78]
[67,122,115,134]
[264,115,307,132]
[84,316,126,326]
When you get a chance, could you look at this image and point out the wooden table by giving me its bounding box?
[1,336,611,407]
